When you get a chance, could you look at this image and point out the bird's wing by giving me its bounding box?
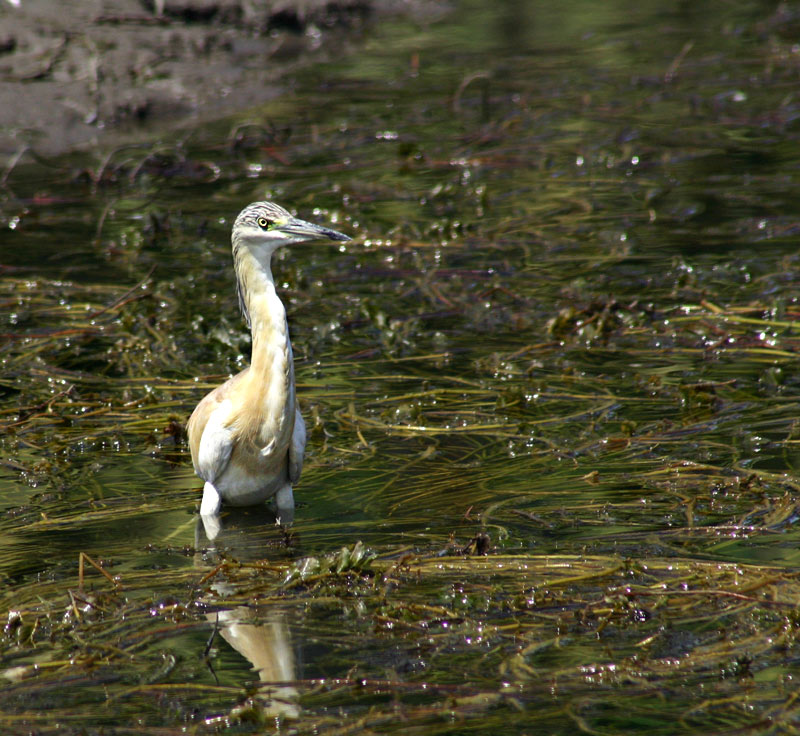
[288,406,306,483]
[195,400,235,484]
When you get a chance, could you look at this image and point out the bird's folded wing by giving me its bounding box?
[195,403,235,483]
[288,407,306,483]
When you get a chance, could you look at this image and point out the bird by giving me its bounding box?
[188,201,350,534]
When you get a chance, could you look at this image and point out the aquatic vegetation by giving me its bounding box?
[4,0,800,732]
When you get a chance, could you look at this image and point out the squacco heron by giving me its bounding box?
[188,201,349,529]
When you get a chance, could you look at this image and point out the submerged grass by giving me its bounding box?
[4,0,800,732]
[4,544,800,733]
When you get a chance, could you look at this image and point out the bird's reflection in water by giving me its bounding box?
[209,608,299,720]
[195,508,300,721]
[196,505,297,555]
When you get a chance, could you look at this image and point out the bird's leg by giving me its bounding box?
[199,513,222,541]
[273,485,295,526]
[200,481,222,516]
[199,482,223,540]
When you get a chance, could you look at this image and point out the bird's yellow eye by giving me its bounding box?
[257,217,272,229]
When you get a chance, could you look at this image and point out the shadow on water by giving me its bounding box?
[4,0,800,732]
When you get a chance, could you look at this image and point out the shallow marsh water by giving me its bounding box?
[4,0,800,732]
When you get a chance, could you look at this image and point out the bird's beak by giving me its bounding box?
[280,216,350,243]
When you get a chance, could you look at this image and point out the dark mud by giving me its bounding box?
[0,0,445,160]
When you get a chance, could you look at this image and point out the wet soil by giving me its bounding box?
[0,0,445,160]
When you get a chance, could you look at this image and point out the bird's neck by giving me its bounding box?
[236,252,294,428]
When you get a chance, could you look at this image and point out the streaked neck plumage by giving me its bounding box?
[232,241,293,441]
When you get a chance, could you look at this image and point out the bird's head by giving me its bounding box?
[232,201,350,260]
[230,201,350,328]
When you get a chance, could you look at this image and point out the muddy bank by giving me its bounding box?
[0,0,446,161]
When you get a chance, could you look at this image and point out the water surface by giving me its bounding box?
[3,1,800,732]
